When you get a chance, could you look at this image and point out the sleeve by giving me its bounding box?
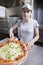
[17,19,22,26]
[34,20,40,28]
[17,19,21,24]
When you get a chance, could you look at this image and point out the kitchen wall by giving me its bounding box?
[33,0,43,25]
[33,0,43,42]
[5,0,33,18]
[22,0,30,3]
[5,6,22,17]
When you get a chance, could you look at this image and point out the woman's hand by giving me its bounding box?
[9,28,14,38]
[9,23,18,39]
[27,41,34,49]
[9,29,18,40]
[10,32,14,38]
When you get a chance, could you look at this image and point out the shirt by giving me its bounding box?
[18,19,39,44]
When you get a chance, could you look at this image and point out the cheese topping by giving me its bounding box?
[0,42,23,60]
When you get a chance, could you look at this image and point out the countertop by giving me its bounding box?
[0,38,43,65]
[21,45,43,65]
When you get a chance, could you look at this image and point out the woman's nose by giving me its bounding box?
[24,12,27,15]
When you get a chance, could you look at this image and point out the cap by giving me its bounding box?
[22,3,32,11]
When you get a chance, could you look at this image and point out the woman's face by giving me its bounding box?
[22,8,31,21]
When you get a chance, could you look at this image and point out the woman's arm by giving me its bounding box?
[9,22,18,38]
[30,27,39,43]
[27,27,39,49]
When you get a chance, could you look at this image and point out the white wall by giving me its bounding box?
[0,6,6,18]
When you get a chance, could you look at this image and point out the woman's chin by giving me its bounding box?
[25,18,28,20]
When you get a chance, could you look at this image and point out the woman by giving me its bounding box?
[9,4,39,49]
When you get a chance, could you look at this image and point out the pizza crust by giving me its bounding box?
[0,38,28,65]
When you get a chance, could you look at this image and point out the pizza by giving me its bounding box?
[0,38,28,65]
